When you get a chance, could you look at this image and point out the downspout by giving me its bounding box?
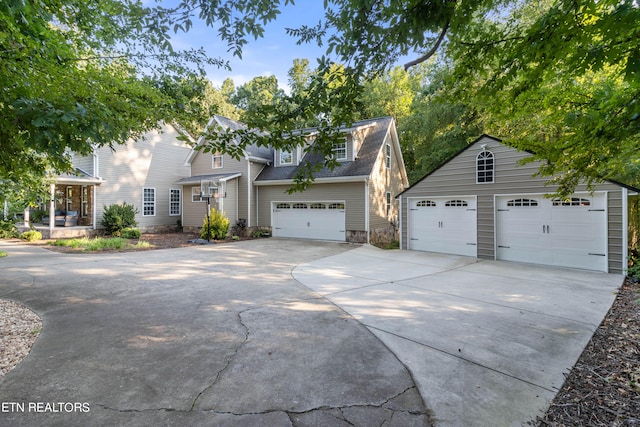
[398,194,403,250]
[364,178,370,244]
[622,187,629,275]
[92,185,97,230]
[247,160,251,227]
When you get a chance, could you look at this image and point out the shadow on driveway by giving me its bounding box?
[0,239,432,426]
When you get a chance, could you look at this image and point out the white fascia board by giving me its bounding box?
[218,173,242,182]
[253,175,370,186]
[246,155,271,164]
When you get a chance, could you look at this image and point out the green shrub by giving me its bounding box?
[30,209,45,224]
[200,208,230,240]
[0,251,7,258]
[0,220,18,238]
[20,230,42,242]
[251,228,270,238]
[101,203,138,236]
[121,228,141,239]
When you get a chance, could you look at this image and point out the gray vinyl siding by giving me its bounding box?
[184,185,208,228]
[93,124,191,230]
[368,132,405,231]
[257,182,366,231]
[71,154,94,175]
[219,178,238,224]
[190,151,247,176]
[401,136,626,273]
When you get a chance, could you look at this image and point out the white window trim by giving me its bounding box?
[332,139,347,161]
[212,154,223,169]
[476,150,495,184]
[280,149,293,165]
[142,187,156,217]
[385,144,391,169]
[169,188,181,216]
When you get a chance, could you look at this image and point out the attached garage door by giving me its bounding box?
[408,196,477,257]
[272,202,346,241]
[496,193,607,272]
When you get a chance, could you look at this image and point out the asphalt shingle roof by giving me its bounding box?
[255,117,392,182]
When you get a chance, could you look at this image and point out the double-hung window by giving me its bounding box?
[143,188,156,216]
[280,150,292,165]
[169,189,181,216]
[332,139,347,161]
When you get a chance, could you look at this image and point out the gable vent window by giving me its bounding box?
[212,154,223,169]
[552,197,591,207]
[476,150,494,183]
[385,144,391,169]
[445,200,468,207]
[507,198,538,207]
[416,200,436,207]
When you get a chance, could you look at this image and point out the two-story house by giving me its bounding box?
[30,123,192,238]
[179,115,409,244]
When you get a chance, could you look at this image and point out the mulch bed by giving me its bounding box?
[536,278,640,426]
[21,232,251,253]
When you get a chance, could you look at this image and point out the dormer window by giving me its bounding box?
[476,150,494,183]
[332,139,347,161]
[280,149,292,165]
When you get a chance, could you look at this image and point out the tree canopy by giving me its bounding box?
[3,0,638,198]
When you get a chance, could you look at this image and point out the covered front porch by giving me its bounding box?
[22,171,103,238]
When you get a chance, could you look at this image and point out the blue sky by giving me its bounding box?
[166,1,332,92]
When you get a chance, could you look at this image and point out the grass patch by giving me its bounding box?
[373,240,400,250]
[0,251,7,258]
[52,236,152,252]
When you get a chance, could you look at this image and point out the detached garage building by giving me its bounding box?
[398,135,637,274]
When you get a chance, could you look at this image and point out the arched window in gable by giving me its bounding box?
[477,150,494,183]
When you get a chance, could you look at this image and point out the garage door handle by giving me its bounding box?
[588,253,606,256]
[588,209,605,212]
[498,245,510,248]
[410,238,419,241]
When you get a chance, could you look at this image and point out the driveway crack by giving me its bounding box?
[189,308,251,411]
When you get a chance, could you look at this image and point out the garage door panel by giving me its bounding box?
[408,197,477,257]
[496,193,607,272]
[272,202,345,241]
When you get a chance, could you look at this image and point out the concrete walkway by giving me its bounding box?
[293,245,624,426]
[0,240,431,426]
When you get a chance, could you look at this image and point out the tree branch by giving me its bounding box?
[404,19,450,70]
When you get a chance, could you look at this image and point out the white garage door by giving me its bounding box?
[408,196,477,257]
[272,202,346,241]
[496,193,607,272]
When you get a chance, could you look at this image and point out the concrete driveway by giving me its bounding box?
[0,239,430,426]
[0,239,623,426]
[293,245,623,426]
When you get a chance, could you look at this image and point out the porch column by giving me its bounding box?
[92,185,97,229]
[49,183,55,233]
[22,207,30,227]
